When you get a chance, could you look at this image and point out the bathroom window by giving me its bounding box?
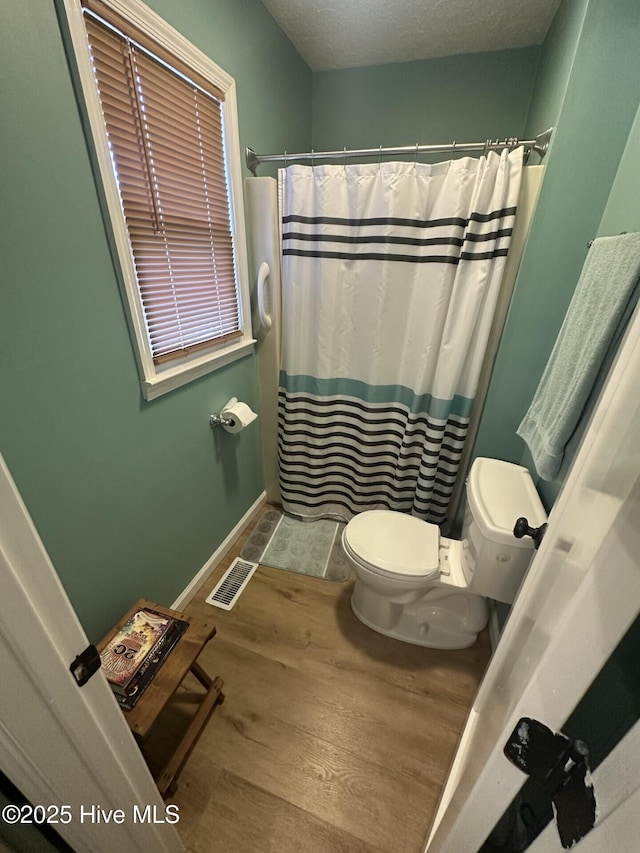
[62,0,254,399]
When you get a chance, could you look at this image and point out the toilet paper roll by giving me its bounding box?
[220,398,258,433]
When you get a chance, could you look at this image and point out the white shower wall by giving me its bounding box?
[244,177,282,503]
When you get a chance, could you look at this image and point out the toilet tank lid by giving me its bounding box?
[467,458,547,548]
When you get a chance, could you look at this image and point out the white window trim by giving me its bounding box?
[61,0,256,401]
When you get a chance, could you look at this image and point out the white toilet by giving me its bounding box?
[341,457,547,649]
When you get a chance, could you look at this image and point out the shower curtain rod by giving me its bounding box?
[246,127,552,174]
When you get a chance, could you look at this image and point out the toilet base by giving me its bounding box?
[351,578,489,650]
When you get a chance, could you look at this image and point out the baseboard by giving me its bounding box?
[171,491,267,611]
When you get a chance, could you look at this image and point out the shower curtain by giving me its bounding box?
[277,148,523,523]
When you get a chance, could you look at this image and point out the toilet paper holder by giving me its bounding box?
[209,411,234,429]
[209,397,258,432]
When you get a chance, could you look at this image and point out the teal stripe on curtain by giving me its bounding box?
[280,372,475,420]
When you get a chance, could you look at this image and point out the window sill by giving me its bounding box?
[142,338,256,401]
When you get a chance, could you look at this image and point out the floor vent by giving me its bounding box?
[205,558,258,611]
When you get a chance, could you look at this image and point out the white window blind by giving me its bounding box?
[83,5,242,364]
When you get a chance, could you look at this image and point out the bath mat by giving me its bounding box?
[241,510,350,582]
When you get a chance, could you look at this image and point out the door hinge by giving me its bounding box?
[504,717,597,849]
[69,643,101,687]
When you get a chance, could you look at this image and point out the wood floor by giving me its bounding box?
[162,506,492,853]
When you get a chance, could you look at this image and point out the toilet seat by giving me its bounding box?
[343,510,440,579]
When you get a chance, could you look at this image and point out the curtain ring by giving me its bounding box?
[284,150,288,168]
[414,142,419,162]
[310,148,314,171]
[446,140,456,173]
[343,146,347,169]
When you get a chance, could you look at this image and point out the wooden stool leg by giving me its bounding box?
[190,661,213,690]
[155,675,225,797]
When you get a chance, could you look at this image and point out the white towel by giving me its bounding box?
[517,232,640,481]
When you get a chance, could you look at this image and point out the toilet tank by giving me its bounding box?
[461,457,547,604]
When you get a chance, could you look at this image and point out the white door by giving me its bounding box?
[425,297,640,852]
[0,455,183,853]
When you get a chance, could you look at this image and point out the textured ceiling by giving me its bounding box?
[260,0,562,71]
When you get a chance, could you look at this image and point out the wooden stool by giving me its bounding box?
[99,598,224,797]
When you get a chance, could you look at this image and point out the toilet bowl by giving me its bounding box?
[342,457,547,649]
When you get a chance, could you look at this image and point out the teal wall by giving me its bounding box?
[473,0,640,510]
[0,0,311,641]
[598,102,640,238]
[312,48,540,154]
[523,0,588,150]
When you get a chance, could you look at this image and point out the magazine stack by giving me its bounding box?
[100,607,188,709]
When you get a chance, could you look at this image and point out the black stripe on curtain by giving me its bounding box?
[278,391,469,523]
[281,248,510,263]
[282,229,513,247]
[281,207,517,227]
[282,207,516,265]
